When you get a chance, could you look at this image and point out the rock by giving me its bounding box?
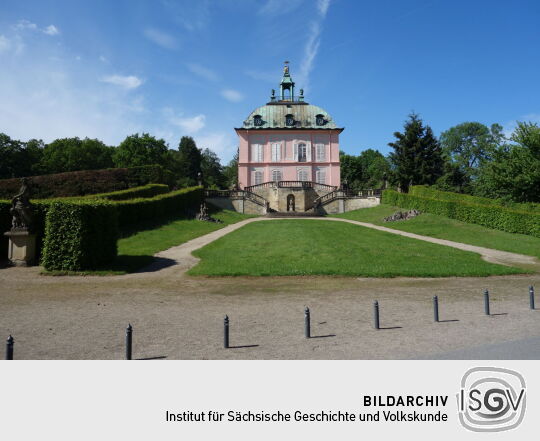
[383,209,421,222]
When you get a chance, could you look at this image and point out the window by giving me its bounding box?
[251,144,263,162]
[316,143,326,162]
[315,168,326,184]
[285,114,295,126]
[271,143,281,162]
[253,170,263,185]
[297,169,309,182]
[298,143,307,162]
[316,114,325,126]
[271,169,282,182]
[253,115,263,126]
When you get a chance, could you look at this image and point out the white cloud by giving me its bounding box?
[13,20,37,31]
[99,55,108,63]
[220,89,244,102]
[186,62,219,82]
[170,113,206,133]
[143,28,177,49]
[43,25,60,36]
[101,75,143,89]
[194,132,237,162]
[0,35,10,52]
[317,0,331,17]
[298,22,322,91]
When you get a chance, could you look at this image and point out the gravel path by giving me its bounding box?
[1,216,538,360]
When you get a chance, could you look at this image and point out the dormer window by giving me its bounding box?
[253,115,263,127]
[316,114,325,126]
[285,114,295,126]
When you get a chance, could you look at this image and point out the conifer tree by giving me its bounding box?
[176,136,202,186]
[388,113,444,192]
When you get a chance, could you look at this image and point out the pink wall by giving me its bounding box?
[236,129,341,188]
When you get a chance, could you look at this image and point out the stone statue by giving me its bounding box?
[196,202,222,223]
[197,172,203,187]
[10,178,34,231]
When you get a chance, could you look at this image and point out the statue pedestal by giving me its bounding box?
[4,230,36,267]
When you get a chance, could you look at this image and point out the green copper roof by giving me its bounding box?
[240,103,340,130]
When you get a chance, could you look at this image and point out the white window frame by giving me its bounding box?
[297,168,309,182]
[253,170,263,185]
[315,167,327,184]
[251,144,263,162]
[271,169,282,182]
[271,143,281,162]
[316,143,326,162]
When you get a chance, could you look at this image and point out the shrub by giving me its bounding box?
[410,185,540,213]
[90,184,170,201]
[0,165,171,199]
[383,189,540,237]
[115,186,203,228]
[41,200,118,271]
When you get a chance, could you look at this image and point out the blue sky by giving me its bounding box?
[1,0,539,163]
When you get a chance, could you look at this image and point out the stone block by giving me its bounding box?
[4,230,37,267]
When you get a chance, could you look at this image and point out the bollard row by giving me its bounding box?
[4,286,536,359]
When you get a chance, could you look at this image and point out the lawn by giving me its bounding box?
[332,204,540,259]
[109,208,253,273]
[188,220,525,277]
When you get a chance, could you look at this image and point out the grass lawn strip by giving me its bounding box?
[333,205,540,259]
[189,220,525,277]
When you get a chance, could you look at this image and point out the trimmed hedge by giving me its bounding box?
[0,165,173,199]
[410,185,540,214]
[90,184,170,201]
[383,189,540,237]
[1,186,202,268]
[41,200,119,271]
[115,186,203,228]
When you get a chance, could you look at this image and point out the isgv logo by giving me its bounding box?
[457,367,526,432]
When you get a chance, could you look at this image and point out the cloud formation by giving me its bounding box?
[186,62,219,82]
[43,25,60,36]
[170,113,206,133]
[143,27,177,49]
[221,89,244,102]
[101,75,143,89]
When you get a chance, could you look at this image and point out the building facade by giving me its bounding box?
[235,64,342,190]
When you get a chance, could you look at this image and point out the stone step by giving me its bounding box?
[265,211,322,218]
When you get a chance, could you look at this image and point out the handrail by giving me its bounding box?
[245,181,337,192]
[204,189,268,207]
[313,188,383,207]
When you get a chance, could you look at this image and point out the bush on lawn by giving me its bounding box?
[0,165,173,199]
[41,200,118,271]
[383,189,540,237]
[410,185,540,213]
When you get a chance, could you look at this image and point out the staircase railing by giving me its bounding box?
[204,189,268,208]
[245,181,337,192]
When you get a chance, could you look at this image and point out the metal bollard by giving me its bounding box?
[484,290,490,316]
[125,324,133,360]
[373,301,380,330]
[224,315,229,349]
[530,286,535,310]
[5,335,14,360]
[433,296,439,322]
[304,307,311,338]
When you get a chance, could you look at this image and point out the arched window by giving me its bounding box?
[271,169,282,182]
[253,170,263,185]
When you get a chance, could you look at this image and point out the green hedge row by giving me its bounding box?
[1,186,203,269]
[410,185,540,213]
[0,165,174,199]
[89,184,170,201]
[41,200,118,271]
[115,186,203,228]
[383,189,540,237]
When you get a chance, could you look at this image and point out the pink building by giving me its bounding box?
[235,64,343,190]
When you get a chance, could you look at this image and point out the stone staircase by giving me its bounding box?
[265,211,322,218]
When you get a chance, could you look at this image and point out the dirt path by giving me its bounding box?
[151,217,539,276]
